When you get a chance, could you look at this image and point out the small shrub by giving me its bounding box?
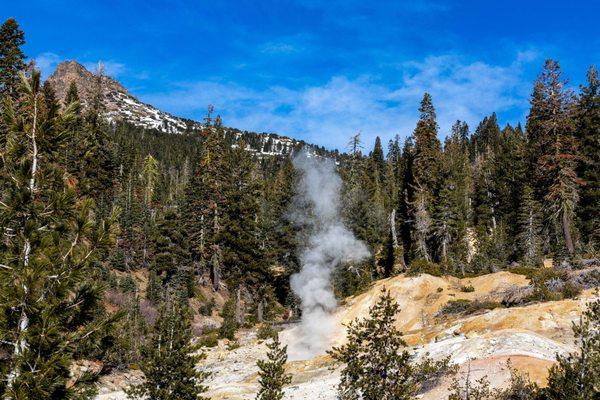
[407,259,443,277]
[439,299,502,316]
[530,268,581,302]
[118,275,137,293]
[227,340,240,351]
[139,299,158,326]
[106,271,118,289]
[256,324,278,341]
[573,269,600,289]
[105,289,130,307]
[199,298,216,316]
[437,287,444,293]
[439,299,472,315]
[197,331,219,348]
[508,265,539,278]
[501,285,534,307]
[460,285,475,293]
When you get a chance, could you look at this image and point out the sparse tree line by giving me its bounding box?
[0,17,599,399]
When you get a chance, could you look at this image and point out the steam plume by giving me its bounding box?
[288,153,369,360]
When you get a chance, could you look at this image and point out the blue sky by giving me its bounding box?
[4,0,599,151]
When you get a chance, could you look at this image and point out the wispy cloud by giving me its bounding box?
[34,52,127,80]
[35,52,61,79]
[141,51,537,150]
[260,41,302,55]
[83,60,126,77]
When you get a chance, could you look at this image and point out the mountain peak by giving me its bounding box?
[47,60,197,134]
[48,60,129,104]
[46,60,306,156]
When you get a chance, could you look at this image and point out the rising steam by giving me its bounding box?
[288,153,370,360]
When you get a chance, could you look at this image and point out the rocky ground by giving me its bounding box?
[95,271,597,399]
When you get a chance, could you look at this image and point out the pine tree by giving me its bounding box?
[399,137,415,265]
[77,68,116,212]
[342,134,372,245]
[576,66,600,245]
[527,60,581,256]
[412,187,432,262]
[142,154,160,207]
[126,300,208,400]
[217,140,267,289]
[329,289,452,400]
[412,93,442,194]
[433,124,472,269]
[151,209,192,297]
[219,298,238,340]
[496,123,527,255]
[0,69,118,398]
[0,18,26,100]
[410,94,442,262]
[64,80,82,114]
[517,186,543,266]
[471,113,502,156]
[184,118,227,275]
[255,336,292,400]
[370,136,386,184]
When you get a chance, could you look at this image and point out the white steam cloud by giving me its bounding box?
[288,153,370,360]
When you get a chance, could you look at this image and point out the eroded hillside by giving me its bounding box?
[97,271,596,400]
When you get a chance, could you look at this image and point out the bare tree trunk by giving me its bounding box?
[562,211,575,255]
[257,298,265,323]
[235,286,244,325]
[211,253,220,292]
[389,209,399,248]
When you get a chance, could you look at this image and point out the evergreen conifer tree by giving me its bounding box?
[126,300,208,400]
[0,69,118,398]
[255,336,292,400]
[151,209,192,297]
[329,289,452,400]
[412,93,442,195]
[576,66,600,245]
[410,94,442,262]
[517,186,543,266]
[527,60,581,256]
[0,18,26,100]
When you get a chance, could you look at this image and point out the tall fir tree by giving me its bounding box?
[517,186,543,267]
[412,93,442,195]
[151,209,193,298]
[184,117,227,280]
[528,60,580,256]
[434,124,472,271]
[0,18,26,100]
[410,93,442,261]
[576,66,600,246]
[78,68,116,212]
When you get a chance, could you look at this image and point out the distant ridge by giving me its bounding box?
[47,61,326,157]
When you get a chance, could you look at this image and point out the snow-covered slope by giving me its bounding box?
[47,61,314,157]
[47,61,199,134]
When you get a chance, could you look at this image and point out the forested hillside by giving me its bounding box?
[0,17,598,399]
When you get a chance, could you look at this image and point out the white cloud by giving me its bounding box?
[83,60,126,77]
[142,52,538,150]
[34,52,128,80]
[34,52,61,79]
[260,41,301,55]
